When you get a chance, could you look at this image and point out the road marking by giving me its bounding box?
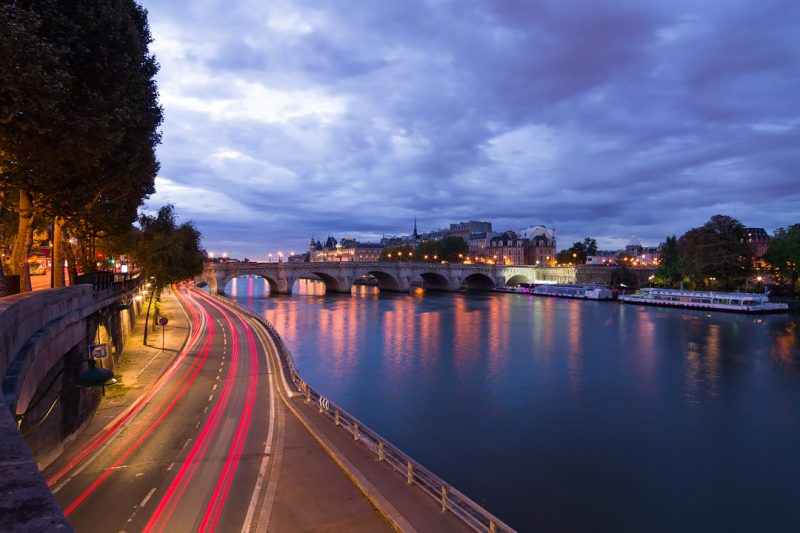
[183,438,192,450]
[208,394,214,402]
[167,462,175,471]
[136,472,144,477]
[203,407,208,414]
[140,488,157,508]
[242,316,278,533]
[212,384,218,391]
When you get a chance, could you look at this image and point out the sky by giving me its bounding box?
[141,0,800,259]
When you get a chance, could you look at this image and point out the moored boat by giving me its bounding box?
[618,288,788,313]
[493,285,531,294]
[532,284,614,300]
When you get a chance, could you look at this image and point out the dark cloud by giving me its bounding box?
[142,0,800,258]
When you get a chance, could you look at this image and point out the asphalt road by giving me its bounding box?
[45,287,277,532]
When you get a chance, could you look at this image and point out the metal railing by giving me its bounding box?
[211,292,516,533]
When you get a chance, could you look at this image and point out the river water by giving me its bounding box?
[227,277,800,532]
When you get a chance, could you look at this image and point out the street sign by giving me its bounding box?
[89,343,108,359]
[158,317,168,326]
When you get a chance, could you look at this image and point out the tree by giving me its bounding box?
[654,236,683,287]
[764,225,800,296]
[583,237,598,256]
[417,236,468,262]
[555,237,596,265]
[380,244,414,261]
[678,215,752,290]
[134,205,203,343]
[0,0,161,291]
[611,262,640,290]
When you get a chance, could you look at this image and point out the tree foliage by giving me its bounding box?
[0,0,162,293]
[556,237,597,265]
[135,205,204,290]
[677,215,752,290]
[763,224,800,296]
[654,235,683,287]
[611,262,640,289]
[380,237,468,262]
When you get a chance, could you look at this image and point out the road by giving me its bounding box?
[45,287,277,532]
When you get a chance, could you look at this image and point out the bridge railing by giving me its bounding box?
[211,291,516,533]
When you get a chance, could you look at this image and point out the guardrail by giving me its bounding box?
[211,291,516,533]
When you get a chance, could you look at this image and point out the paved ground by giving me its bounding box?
[43,288,388,531]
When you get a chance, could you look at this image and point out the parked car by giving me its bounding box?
[30,264,47,275]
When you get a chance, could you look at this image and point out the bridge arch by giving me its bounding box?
[224,273,280,296]
[505,274,531,286]
[419,271,453,291]
[366,270,402,292]
[310,271,348,293]
[462,273,495,291]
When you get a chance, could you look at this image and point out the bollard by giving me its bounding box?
[335,409,340,426]
[407,461,413,485]
[353,421,359,441]
[441,485,447,512]
[378,441,385,462]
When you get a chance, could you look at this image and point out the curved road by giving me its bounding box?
[45,287,277,532]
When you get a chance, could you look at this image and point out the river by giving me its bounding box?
[227,276,800,532]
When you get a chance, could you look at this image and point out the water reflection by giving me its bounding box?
[229,278,800,532]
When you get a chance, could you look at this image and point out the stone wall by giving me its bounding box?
[0,283,143,531]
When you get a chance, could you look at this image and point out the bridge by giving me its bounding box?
[202,261,583,295]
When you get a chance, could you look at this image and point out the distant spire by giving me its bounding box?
[413,218,418,238]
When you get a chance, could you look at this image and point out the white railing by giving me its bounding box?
[211,292,516,533]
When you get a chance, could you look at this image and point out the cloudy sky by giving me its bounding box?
[142,0,800,259]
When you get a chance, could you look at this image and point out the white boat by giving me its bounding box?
[618,288,788,313]
[493,285,530,294]
[532,284,614,300]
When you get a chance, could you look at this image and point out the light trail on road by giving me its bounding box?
[46,285,277,532]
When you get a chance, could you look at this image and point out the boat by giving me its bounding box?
[493,285,531,294]
[618,288,788,313]
[532,284,614,300]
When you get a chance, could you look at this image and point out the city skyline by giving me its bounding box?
[142,0,799,259]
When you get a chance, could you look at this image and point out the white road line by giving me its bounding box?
[167,462,175,471]
[183,438,192,450]
[140,487,157,508]
[242,316,278,533]
[208,394,214,402]
[212,383,218,391]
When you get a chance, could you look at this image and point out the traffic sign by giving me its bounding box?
[89,343,109,359]
[158,317,168,326]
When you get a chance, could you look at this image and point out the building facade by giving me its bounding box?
[309,236,384,262]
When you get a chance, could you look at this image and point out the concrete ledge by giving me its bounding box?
[0,405,72,531]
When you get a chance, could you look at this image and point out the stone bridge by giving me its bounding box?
[202,261,586,295]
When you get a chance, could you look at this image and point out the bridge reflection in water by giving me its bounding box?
[222,276,800,532]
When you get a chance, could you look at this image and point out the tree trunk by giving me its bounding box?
[53,216,66,287]
[143,286,155,345]
[66,236,78,285]
[10,190,34,292]
[0,192,7,297]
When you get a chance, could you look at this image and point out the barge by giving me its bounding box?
[532,284,614,300]
[618,288,788,313]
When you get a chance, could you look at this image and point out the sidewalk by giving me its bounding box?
[91,286,191,426]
